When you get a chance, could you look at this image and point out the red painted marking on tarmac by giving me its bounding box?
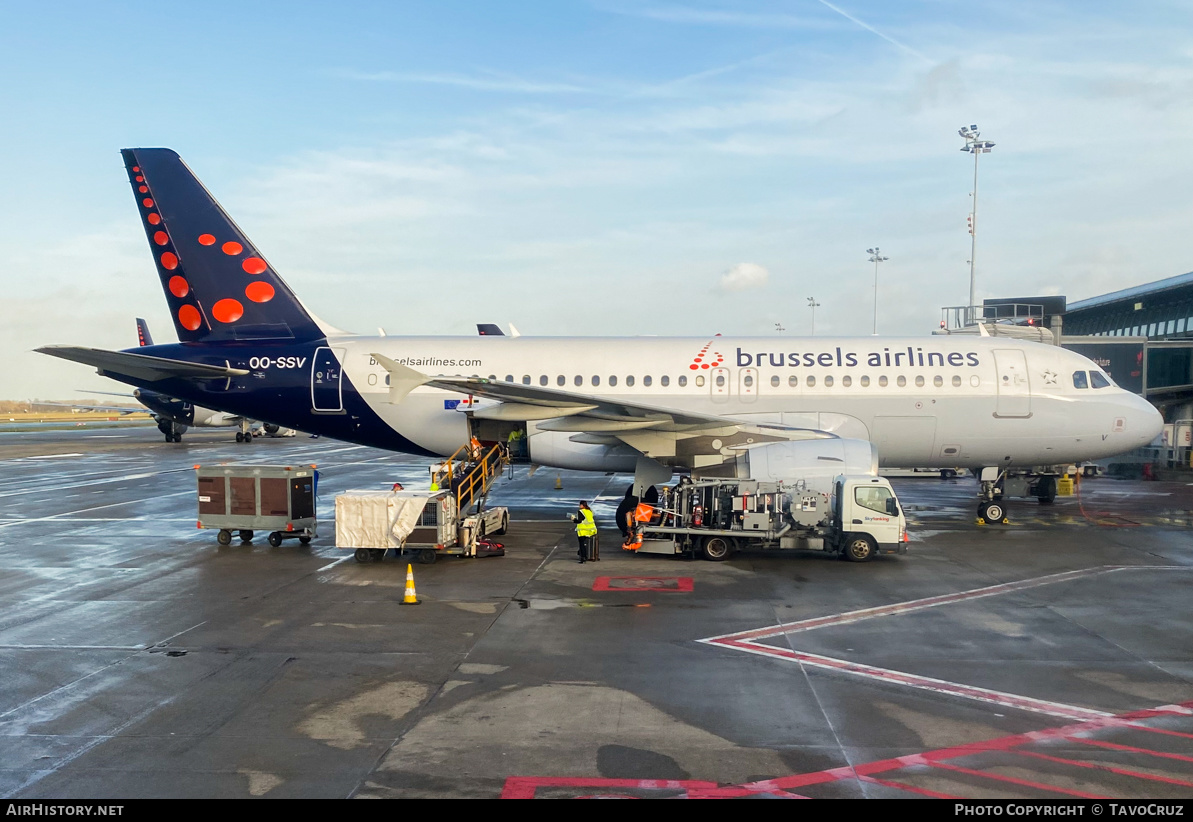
[591,576,693,592]
[857,774,962,799]
[1014,750,1193,789]
[500,776,720,800]
[1073,737,1193,763]
[929,760,1110,799]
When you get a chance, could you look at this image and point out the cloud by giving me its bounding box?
[718,262,769,292]
[331,69,594,95]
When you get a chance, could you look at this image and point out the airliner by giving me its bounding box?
[38,148,1162,518]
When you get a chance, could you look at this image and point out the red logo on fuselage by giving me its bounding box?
[688,339,724,371]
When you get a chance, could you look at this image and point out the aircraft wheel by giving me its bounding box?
[842,533,877,562]
[940,468,958,479]
[235,432,244,442]
[700,536,732,562]
[417,549,437,565]
[267,532,283,547]
[173,434,182,443]
[238,530,254,543]
[217,529,232,546]
[1036,476,1057,505]
[980,501,1005,523]
[241,434,253,444]
[163,433,173,442]
[354,549,371,564]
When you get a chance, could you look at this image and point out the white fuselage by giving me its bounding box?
[322,333,1161,471]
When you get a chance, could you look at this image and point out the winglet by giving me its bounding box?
[371,353,430,404]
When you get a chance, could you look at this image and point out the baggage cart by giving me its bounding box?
[336,489,507,564]
[196,463,317,546]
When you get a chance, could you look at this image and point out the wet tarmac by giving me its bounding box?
[2,426,1192,798]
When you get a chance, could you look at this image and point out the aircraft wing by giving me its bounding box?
[33,401,145,415]
[372,354,832,445]
[37,346,249,382]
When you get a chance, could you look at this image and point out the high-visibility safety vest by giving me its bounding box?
[575,508,597,537]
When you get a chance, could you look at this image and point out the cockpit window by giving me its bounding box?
[1090,371,1111,389]
[1072,371,1088,389]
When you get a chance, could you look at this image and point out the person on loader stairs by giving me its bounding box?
[571,501,597,564]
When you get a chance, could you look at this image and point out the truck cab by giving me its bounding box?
[832,475,907,561]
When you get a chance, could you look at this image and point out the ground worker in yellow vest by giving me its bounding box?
[571,501,597,564]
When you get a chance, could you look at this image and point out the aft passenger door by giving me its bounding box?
[311,346,346,413]
[993,349,1031,418]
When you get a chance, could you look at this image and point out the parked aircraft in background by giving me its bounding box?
[39,148,1162,519]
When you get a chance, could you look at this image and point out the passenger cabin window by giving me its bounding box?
[897,376,906,387]
[626,375,635,387]
[522,375,531,385]
[771,376,780,387]
[716,374,726,387]
[678,376,686,387]
[855,485,896,516]
[695,375,705,387]
[505,374,514,382]
[1073,371,1089,389]
[592,375,601,386]
[824,375,834,387]
[660,376,669,387]
[574,375,583,387]
[915,376,924,387]
[788,375,798,387]
[806,376,817,387]
[1090,371,1111,389]
[878,376,888,387]
[742,375,752,387]
[842,375,852,387]
[934,375,943,387]
[952,375,962,387]
[557,375,565,386]
[539,375,548,386]
[609,375,618,387]
[860,376,870,387]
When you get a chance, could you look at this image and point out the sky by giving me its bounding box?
[2,1,1192,399]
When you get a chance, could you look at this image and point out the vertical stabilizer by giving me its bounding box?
[121,148,324,343]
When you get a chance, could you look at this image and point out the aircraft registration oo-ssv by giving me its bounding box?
[39,148,1162,513]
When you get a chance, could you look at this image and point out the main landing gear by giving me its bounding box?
[235,420,254,444]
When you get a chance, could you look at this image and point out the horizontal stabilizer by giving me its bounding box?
[37,346,249,382]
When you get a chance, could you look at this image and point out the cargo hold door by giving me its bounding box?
[993,349,1031,418]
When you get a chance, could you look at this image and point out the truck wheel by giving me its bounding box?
[370,549,385,562]
[700,536,732,562]
[238,529,254,542]
[299,536,312,545]
[1036,475,1057,505]
[217,529,232,546]
[842,534,877,562]
[940,469,957,479]
[354,549,370,563]
[267,532,283,547]
[417,549,437,565]
[494,514,508,536]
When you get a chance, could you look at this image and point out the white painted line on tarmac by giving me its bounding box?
[0,490,193,529]
[318,556,353,571]
[23,453,83,459]
[0,468,192,499]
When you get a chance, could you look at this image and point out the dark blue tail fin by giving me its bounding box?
[121,148,325,343]
[135,317,154,347]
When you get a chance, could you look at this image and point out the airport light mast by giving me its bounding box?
[866,247,888,335]
[807,297,820,336]
[959,124,995,325]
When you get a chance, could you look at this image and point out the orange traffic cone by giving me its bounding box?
[402,564,420,605]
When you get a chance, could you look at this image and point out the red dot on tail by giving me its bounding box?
[138,186,148,194]
[160,252,178,270]
[198,234,215,246]
[169,276,189,298]
[153,231,168,246]
[245,281,275,303]
[147,213,161,225]
[132,166,140,172]
[701,363,709,369]
[142,198,153,208]
[242,257,267,275]
[135,176,143,182]
[178,304,201,331]
[212,298,244,323]
[222,241,243,255]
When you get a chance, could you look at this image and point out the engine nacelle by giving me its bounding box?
[527,431,640,472]
[735,438,878,493]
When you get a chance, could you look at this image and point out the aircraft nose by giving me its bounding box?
[1128,391,1163,444]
